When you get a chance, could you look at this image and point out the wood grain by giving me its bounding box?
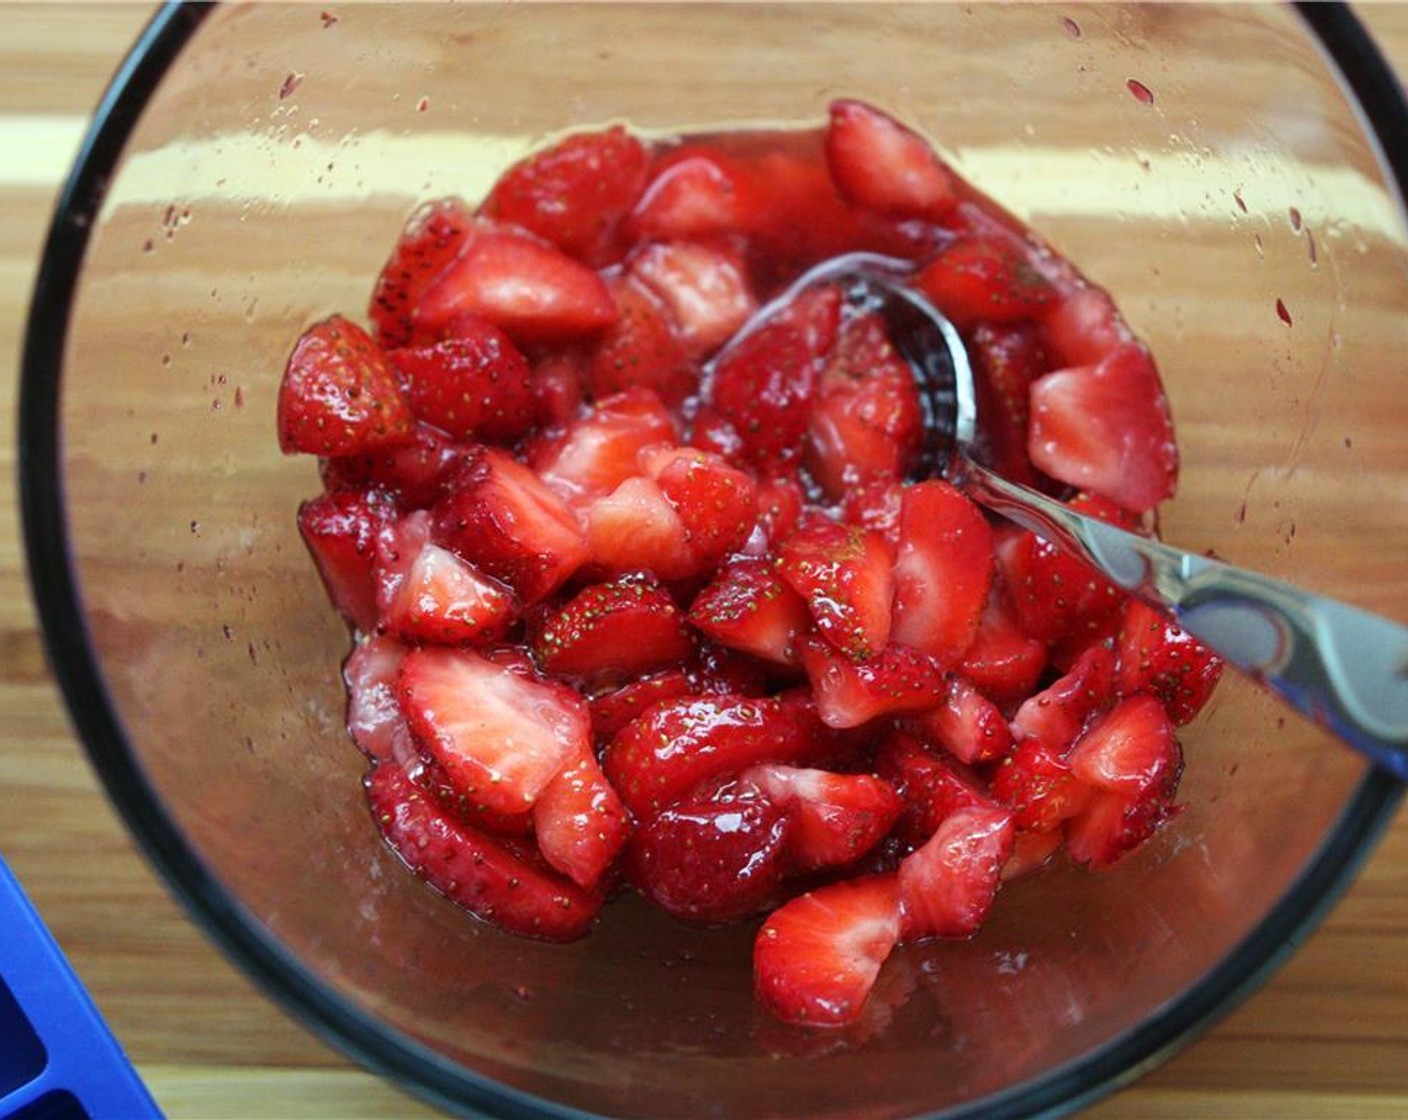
[1,5,1405,1119]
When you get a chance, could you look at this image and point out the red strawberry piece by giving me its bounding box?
[1010,643,1117,754]
[799,639,947,730]
[297,486,397,632]
[753,873,902,1028]
[531,575,694,686]
[624,777,791,923]
[897,804,1014,941]
[969,320,1049,487]
[840,479,906,540]
[586,275,696,408]
[629,240,758,359]
[1067,693,1183,801]
[906,675,1013,765]
[890,480,994,666]
[584,476,693,580]
[1028,343,1178,514]
[777,517,895,662]
[374,510,518,646]
[1114,600,1224,726]
[402,751,536,838]
[824,99,956,220]
[369,197,475,349]
[687,404,745,463]
[743,763,903,874]
[644,446,759,568]
[531,387,678,505]
[532,743,631,890]
[806,312,924,499]
[397,645,589,815]
[321,421,466,511]
[707,284,841,474]
[1000,827,1064,882]
[343,633,416,764]
[386,315,536,442]
[753,476,806,547]
[989,737,1093,834]
[366,762,601,941]
[529,351,586,432]
[603,693,826,818]
[278,315,415,456]
[628,149,747,242]
[414,226,617,345]
[687,557,812,667]
[432,446,588,605]
[1065,789,1172,870]
[874,730,995,850]
[1039,283,1131,369]
[480,125,649,266]
[587,668,698,741]
[955,585,1048,707]
[913,234,1057,331]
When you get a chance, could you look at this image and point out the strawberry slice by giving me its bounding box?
[343,633,415,764]
[587,668,698,742]
[1115,600,1224,726]
[989,737,1093,834]
[840,479,906,540]
[369,197,476,349]
[906,675,1013,765]
[777,517,895,662]
[1010,643,1117,754]
[297,486,397,633]
[875,731,995,850]
[586,275,696,408]
[374,510,518,646]
[397,645,589,815]
[753,476,806,547]
[401,751,535,839]
[480,125,649,266]
[432,446,588,605]
[321,421,467,511]
[897,804,1015,941]
[278,316,415,457]
[743,763,903,873]
[824,99,956,220]
[687,557,812,666]
[529,350,586,432]
[628,149,747,242]
[366,762,602,941]
[1000,828,1065,882]
[955,584,1048,707]
[890,480,994,666]
[531,575,694,686]
[386,315,536,442]
[414,226,617,345]
[798,639,947,730]
[1028,343,1178,514]
[584,476,694,580]
[644,446,758,569]
[531,387,678,506]
[532,743,631,890]
[969,320,1049,487]
[1039,283,1131,369]
[753,874,902,1028]
[913,234,1057,331]
[629,240,758,359]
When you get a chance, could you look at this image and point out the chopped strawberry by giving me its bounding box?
[906,675,1013,765]
[414,226,617,345]
[402,751,535,838]
[890,481,994,666]
[386,315,535,442]
[744,763,902,874]
[278,316,415,456]
[913,234,1057,331]
[1010,643,1117,754]
[687,557,812,666]
[990,737,1093,834]
[840,479,906,540]
[1115,600,1224,726]
[587,669,698,741]
[343,634,415,764]
[777,518,895,662]
[529,351,586,432]
[531,387,678,505]
[624,777,791,923]
[1000,828,1064,882]
[366,762,601,941]
[374,510,518,645]
[628,149,748,242]
[753,873,902,1028]
[1039,283,1131,369]
[824,99,956,220]
[432,446,588,605]
[369,197,476,349]
[1065,789,1172,870]
[584,476,693,580]
[687,404,745,463]
[321,421,467,510]
[397,645,589,815]
[480,125,649,266]
[297,487,397,632]
[752,476,806,547]
[629,240,758,358]
[897,804,1015,940]
[1028,343,1178,514]
[586,275,696,408]
[799,639,946,730]
[644,446,758,568]
[875,730,995,850]
[955,585,1048,707]
[531,575,694,686]
[969,320,1049,487]
[533,743,630,890]
[1067,693,1183,800]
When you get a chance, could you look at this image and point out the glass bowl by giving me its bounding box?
[20,4,1408,1118]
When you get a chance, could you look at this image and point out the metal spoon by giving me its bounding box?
[737,251,1408,779]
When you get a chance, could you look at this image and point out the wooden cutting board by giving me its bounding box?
[1,5,1405,1118]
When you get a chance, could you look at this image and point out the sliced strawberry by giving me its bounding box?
[1039,283,1131,369]
[278,315,415,456]
[969,320,1049,487]
[754,873,902,1028]
[890,480,994,666]
[297,486,397,632]
[529,350,586,432]
[840,479,905,541]
[386,315,536,442]
[990,737,1093,834]
[1028,343,1178,514]
[777,518,895,662]
[1067,693,1183,800]
[874,730,994,850]
[687,557,812,667]
[531,575,693,686]
[629,240,758,358]
[321,421,467,510]
[374,510,518,646]
[955,585,1048,707]
[687,404,745,463]
[480,125,649,266]
[586,275,696,408]
[366,762,601,941]
[343,634,415,764]
[624,777,791,923]
[806,312,924,499]
[1065,789,1172,870]
[628,149,748,243]
[1000,827,1064,882]
[906,675,1013,765]
[369,197,475,349]
[414,226,617,345]
[799,639,946,730]
[402,751,535,838]
[587,668,698,741]
[744,764,902,874]
[1010,643,1117,754]
[531,387,678,505]
[824,99,956,220]
[432,446,588,605]
[397,645,588,815]
[897,804,1014,940]
[753,476,806,547]
[913,234,1057,331]
[644,446,758,568]
[533,742,630,890]
[1115,600,1224,726]
[584,476,694,580]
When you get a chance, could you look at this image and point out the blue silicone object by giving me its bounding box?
[0,857,162,1120]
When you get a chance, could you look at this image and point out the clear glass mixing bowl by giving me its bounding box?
[20,4,1408,1118]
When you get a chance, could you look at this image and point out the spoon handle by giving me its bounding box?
[962,459,1408,779]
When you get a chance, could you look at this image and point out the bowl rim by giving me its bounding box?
[16,3,1408,1119]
